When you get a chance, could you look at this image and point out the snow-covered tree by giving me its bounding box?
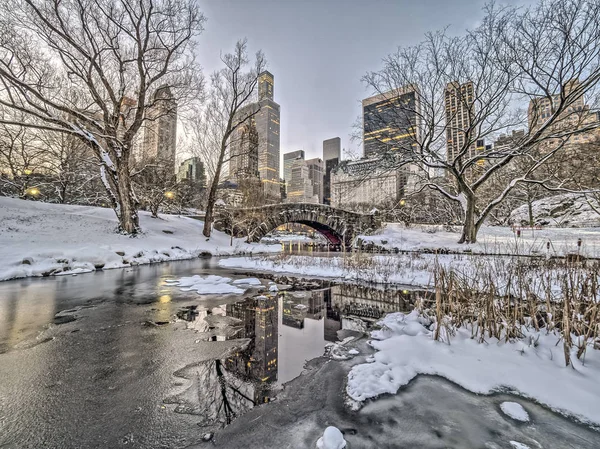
[362,0,600,243]
[0,0,204,233]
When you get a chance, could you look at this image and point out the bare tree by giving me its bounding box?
[0,0,204,233]
[188,40,266,238]
[362,0,600,243]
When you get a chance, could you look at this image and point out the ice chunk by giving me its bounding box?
[500,402,530,422]
[316,426,346,449]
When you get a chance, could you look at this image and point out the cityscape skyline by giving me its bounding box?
[195,0,501,162]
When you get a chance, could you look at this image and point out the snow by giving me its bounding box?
[316,426,346,449]
[348,349,359,355]
[164,275,247,295]
[0,197,279,282]
[232,278,262,285]
[510,442,531,449]
[500,402,530,422]
[359,223,600,257]
[347,311,600,426]
[510,193,600,228]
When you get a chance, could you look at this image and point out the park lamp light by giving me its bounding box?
[399,199,406,207]
[23,168,32,176]
[164,191,175,199]
[26,187,40,196]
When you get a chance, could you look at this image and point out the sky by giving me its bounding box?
[195,0,497,162]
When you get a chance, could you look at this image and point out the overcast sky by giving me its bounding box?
[195,0,508,162]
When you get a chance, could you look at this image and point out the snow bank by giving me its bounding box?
[359,223,600,257]
[500,402,530,422]
[0,197,279,282]
[316,426,346,449]
[510,193,600,228]
[165,275,248,295]
[347,311,600,426]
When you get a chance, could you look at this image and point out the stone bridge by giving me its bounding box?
[216,203,382,248]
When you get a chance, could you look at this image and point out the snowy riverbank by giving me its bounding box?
[360,223,600,257]
[0,197,279,282]
[347,311,600,428]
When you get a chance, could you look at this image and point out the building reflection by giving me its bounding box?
[171,283,425,427]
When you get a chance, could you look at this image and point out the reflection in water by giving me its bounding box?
[170,283,423,427]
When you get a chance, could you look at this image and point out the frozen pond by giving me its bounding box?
[0,257,598,448]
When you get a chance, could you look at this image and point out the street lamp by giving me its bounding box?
[26,187,40,196]
[399,199,406,207]
[164,191,175,199]
[23,168,32,176]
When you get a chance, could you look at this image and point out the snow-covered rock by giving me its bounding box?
[500,401,530,422]
[509,193,600,228]
[316,426,346,449]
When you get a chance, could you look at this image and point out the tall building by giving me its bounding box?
[323,137,341,205]
[283,150,305,192]
[134,86,177,172]
[229,117,259,181]
[305,157,324,203]
[444,81,477,163]
[229,71,281,202]
[362,85,419,158]
[177,157,206,185]
[287,158,317,203]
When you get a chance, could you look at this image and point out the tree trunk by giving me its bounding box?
[115,160,140,234]
[203,142,227,238]
[458,194,479,244]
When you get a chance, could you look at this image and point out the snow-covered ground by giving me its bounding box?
[510,193,600,228]
[347,311,600,427]
[0,197,279,282]
[359,223,600,257]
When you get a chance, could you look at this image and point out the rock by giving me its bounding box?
[94,263,105,270]
[21,257,33,265]
[162,229,174,234]
[316,426,346,449]
[115,251,125,256]
[198,251,212,258]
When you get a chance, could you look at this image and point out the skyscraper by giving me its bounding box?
[229,71,281,202]
[287,158,317,203]
[283,150,305,192]
[322,137,341,205]
[135,85,177,172]
[177,157,206,186]
[305,157,324,203]
[362,85,419,158]
[444,81,476,163]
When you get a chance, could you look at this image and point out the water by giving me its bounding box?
[0,258,418,449]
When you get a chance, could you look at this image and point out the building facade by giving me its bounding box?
[330,158,408,209]
[323,137,341,205]
[283,150,305,193]
[305,157,324,203]
[444,81,477,163]
[287,158,318,203]
[362,85,419,158]
[134,86,177,172]
[228,71,281,203]
[177,157,206,185]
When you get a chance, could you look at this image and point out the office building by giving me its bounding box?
[362,85,419,158]
[323,137,341,205]
[229,118,259,182]
[229,71,281,202]
[305,157,324,203]
[445,81,477,163]
[287,158,318,203]
[177,157,206,185]
[283,150,305,192]
[134,86,177,172]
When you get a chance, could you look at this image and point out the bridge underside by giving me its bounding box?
[277,220,343,245]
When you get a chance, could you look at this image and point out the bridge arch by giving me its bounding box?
[217,203,381,249]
